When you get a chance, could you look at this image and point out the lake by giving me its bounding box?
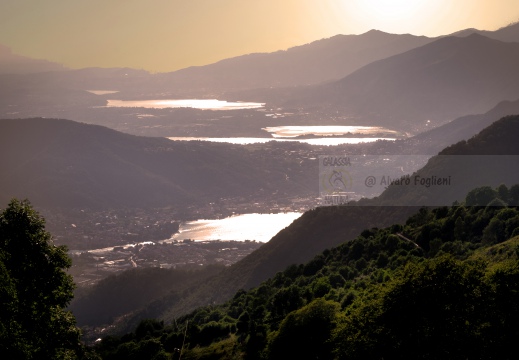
[263,125,399,138]
[168,125,400,145]
[167,137,396,145]
[167,212,302,243]
[73,212,302,254]
[87,90,120,95]
[106,98,400,144]
[106,99,265,110]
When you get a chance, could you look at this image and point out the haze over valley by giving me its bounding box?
[2,1,519,358]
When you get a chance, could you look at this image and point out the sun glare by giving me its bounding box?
[361,0,429,18]
[335,0,442,34]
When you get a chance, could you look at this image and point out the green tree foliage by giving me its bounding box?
[236,311,250,334]
[0,199,81,359]
[465,186,498,206]
[509,184,519,204]
[333,256,491,359]
[483,217,506,244]
[135,319,164,340]
[267,298,339,360]
[485,261,519,358]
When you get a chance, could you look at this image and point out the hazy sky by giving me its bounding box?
[1,0,518,72]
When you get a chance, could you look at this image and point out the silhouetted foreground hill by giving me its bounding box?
[268,34,519,133]
[0,118,313,209]
[103,115,519,331]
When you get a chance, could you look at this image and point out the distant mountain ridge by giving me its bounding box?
[408,98,519,154]
[451,21,519,43]
[0,31,433,95]
[154,30,433,91]
[266,34,519,133]
[1,22,518,90]
[2,24,519,141]
[141,22,519,92]
[0,44,66,74]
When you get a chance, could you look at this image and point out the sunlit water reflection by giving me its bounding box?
[263,125,399,138]
[167,137,395,145]
[167,212,302,243]
[106,99,265,110]
[71,213,302,254]
[87,90,120,95]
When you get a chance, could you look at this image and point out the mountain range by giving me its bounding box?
[450,21,519,42]
[154,30,433,91]
[156,22,519,94]
[252,33,519,133]
[2,24,519,140]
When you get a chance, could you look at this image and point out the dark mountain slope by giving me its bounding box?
[0,118,313,209]
[273,34,519,133]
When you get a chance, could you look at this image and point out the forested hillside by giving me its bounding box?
[94,184,519,359]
